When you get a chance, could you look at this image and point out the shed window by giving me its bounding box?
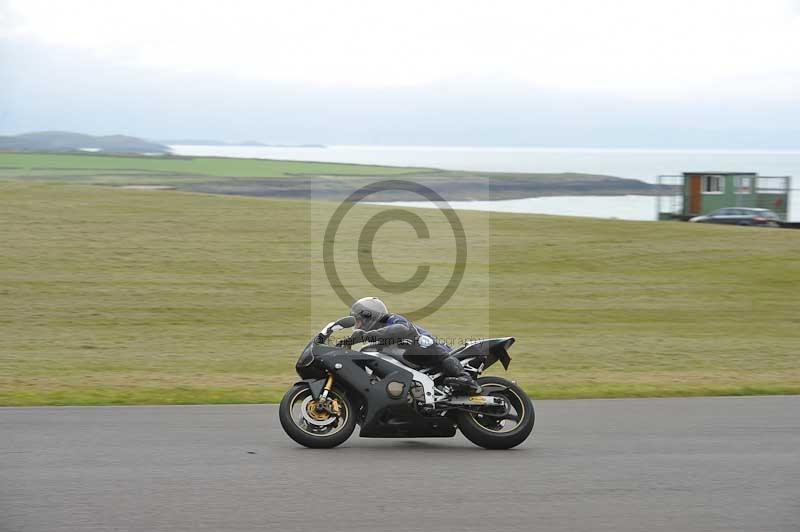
[735,176,751,194]
[702,175,724,194]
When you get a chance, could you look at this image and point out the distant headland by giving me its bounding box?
[0,131,170,154]
[0,131,326,154]
[159,139,326,148]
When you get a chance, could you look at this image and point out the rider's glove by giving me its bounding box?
[336,329,365,347]
[351,329,365,342]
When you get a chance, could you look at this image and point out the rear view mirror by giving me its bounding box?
[337,316,356,328]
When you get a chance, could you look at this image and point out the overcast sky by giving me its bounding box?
[2,0,800,147]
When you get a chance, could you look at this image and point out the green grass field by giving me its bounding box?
[0,152,654,201]
[0,151,432,184]
[1,180,799,406]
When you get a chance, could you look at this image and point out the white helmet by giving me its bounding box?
[349,297,388,330]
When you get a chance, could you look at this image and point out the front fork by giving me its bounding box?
[314,373,336,415]
[319,373,334,401]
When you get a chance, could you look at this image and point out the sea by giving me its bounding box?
[170,145,800,221]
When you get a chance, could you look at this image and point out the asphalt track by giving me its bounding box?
[1,397,798,532]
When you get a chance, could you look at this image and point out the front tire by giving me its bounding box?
[456,376,534,449]
[279,384,356,448]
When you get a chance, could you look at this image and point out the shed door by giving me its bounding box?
[688,175,702,215]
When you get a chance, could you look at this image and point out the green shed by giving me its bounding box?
[658,172,790,221]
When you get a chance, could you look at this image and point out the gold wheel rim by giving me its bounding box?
[304,398,342,421]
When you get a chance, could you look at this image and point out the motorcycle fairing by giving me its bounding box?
[298,343,456,438]
[451,337,515,370]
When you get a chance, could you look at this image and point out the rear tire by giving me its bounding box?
[279,384,356,448]
[456,376,534,449]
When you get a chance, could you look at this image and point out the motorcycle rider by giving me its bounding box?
[337,297,481,394]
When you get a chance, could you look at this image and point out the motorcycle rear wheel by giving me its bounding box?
[456,376,534,449]
[279,384,356,448]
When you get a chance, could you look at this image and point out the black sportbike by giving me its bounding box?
[279,316,535,449]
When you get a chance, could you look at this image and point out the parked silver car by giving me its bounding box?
[689,208,781,227]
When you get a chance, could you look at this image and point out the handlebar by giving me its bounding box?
[314,316,355,345]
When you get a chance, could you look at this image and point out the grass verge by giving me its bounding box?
[1,181,798,405]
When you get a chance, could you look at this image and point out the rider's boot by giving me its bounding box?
[441,356,482,394]
[444,374,482,395]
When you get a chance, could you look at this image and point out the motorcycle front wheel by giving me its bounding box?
[278,384,356,448]
[456,376,534,449]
